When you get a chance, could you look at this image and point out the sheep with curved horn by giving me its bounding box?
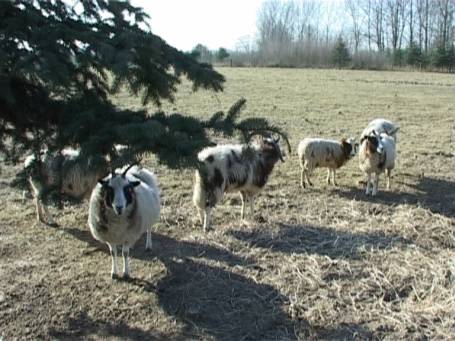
[359,129,396,195]
[88,163,160,279]
[193,135,285,231]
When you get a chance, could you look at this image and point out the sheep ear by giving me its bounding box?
[341,137,347,144]
[129,180,140,188]
[391,127,400,135]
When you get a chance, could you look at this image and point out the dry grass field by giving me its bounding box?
[1,68,455,340]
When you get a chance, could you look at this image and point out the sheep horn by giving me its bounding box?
[109,166,115,178]
[121,158,142,178]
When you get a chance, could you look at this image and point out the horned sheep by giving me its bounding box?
[297,137,358,188]
[193,136,285,231]
[361,118,399,142]
[24,148,109,226]
[359,129,396,196]
[88,165,160,279]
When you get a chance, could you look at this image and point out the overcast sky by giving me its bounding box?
[130,0,264,52]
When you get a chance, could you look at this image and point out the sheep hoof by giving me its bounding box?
[47,221,59,228]
[111,273,120,280]
[122,274,131,281]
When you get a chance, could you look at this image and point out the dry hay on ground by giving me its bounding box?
[1,68,455,340]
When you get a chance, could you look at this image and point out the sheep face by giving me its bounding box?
[342,137,359,158]
[99,175,140,216]
[262,136,285,162]
[363,131,384,155]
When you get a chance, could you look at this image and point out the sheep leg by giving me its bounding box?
[249,195,255,219]
[304,169,313,187]
[332,169,338,186]
[326,169,331,185]
[240,191,247,219]
[372,173,379,196]
[197,208,205,225]
[365,174,372,195]
[108,244,119,279]
[203,208,211,232]
[145,229,152,250]
[386,169,392,189]
[41,203,57,227]
[34,197,45,224]
[30,179,47,225]
[122,245,130,280]
[300,167,306,188]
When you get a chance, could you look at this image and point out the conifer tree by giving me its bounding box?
[331,37,351,69]
[0,0,288,172]
[432,43,450,70]
[406,42,423,67]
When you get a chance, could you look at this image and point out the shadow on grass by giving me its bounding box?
[229,222,414,260]
[336,175,455,218]
[61,227,377,340]
[153,256,295,340]
[62,227,249,267]
[48,310,174,340]
[61,227,297,339]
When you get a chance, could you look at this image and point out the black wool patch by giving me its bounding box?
[231,150,241,163]
[123,185,134,206]
[213,168,224,188]
[104,186,114,207]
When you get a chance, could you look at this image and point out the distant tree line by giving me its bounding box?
[190,44,231,64]
[225,0,455,71]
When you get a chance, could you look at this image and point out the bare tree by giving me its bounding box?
[373,0,385,51]
[346,0,362,52]
[409,0,415,43]
[387,0,408,53]
[437,0,454,47]
[360,0,373,51]
[251,0,455,69]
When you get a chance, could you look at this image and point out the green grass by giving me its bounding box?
[1,67,455,340]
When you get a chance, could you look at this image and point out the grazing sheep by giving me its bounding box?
[297,137,358,188]
[361,118,399,142]
[359,130,396,195]
[24,148,109,226]
[88,164,160,279]
[193,136,284,231]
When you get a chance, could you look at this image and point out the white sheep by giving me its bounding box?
[359,130,396,195]
[193,136,284,231]
[88,164,160,279]
[24,148,109,226]
[361,118,399,142]
[297,137,358,188]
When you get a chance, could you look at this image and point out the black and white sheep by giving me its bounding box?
[24,148,109,226]
[193,136,284,231]
[361,118,399,142]
[297,137,358,188]
[88,165,160,279]
[359,130,396,195]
